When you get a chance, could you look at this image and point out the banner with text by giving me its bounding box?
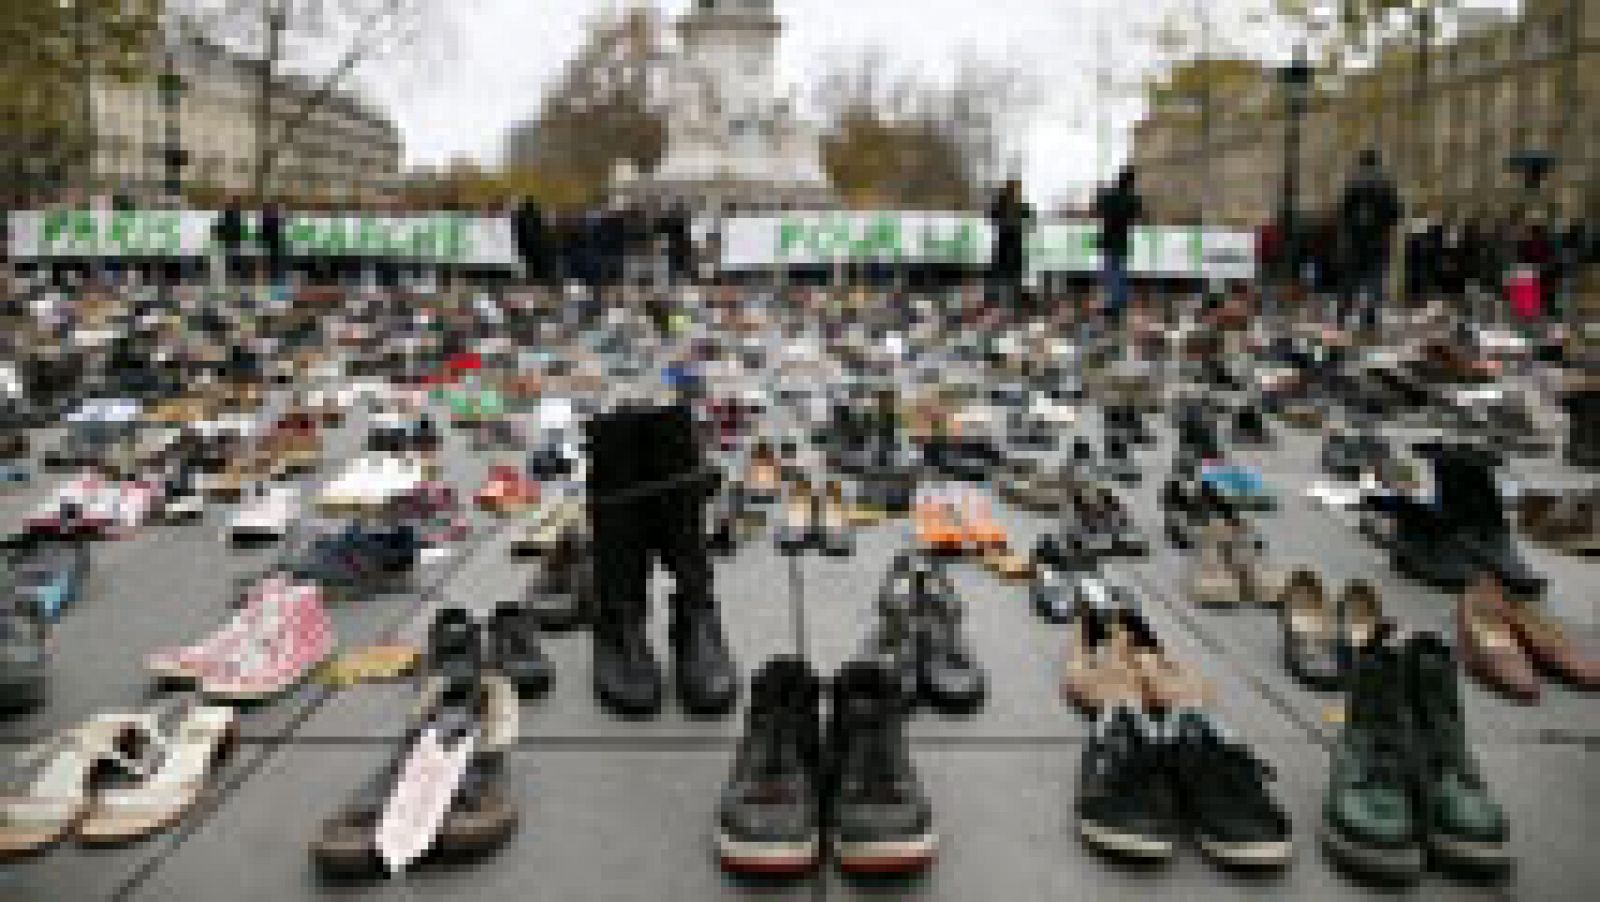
[717,213,1255,279]
[7,210,518,265]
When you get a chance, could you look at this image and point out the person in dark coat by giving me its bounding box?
[1336,149,1402,330]
[512,197,551,286]
[987,179,1033,314]
[660,202,694,285]
[258,202,285,282]
[1094,166,1143,326]
[213,199,246,283]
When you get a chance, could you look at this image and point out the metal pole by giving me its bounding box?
[161,45,184,200]
[1279,45,1309,321]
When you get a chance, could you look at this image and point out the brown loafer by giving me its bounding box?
[1503,601,1600,690]
[1458,577,1541,703]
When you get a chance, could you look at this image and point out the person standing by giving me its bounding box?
[987,179,1033,316]
[512,196,551,286]
[660,201,693,287]
[258,201,285,283]
[213,198,246,284]
[1094,166,1143,328]
[1336,149,1402,331]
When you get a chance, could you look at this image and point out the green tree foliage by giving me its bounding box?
[0,0,159,197]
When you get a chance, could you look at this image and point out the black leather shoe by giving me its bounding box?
[593,623,663,718]
[672,599,738,717]
[487,601,553,697]
[426,608,483,683]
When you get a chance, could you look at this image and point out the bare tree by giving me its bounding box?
[174,0,455,200]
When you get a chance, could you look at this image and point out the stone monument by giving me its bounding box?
[612,0,834,214]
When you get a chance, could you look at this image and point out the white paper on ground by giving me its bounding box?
[376,728,474,876]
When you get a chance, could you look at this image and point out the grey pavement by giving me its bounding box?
[1,395,1596,902]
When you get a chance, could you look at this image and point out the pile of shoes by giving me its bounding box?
[715,657,938,875]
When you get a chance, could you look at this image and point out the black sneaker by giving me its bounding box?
[715,657,823,876]
[486,601,553,698]
[1076,704,1178,861]
[1170,710,1293,868]
[826,660,937,874]
[426,608,483,683]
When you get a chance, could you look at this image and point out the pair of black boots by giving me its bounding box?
[716,657,936,876]
[586,405,737,718]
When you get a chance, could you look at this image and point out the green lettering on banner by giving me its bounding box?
[106,212,136,251]
[776,219,806,257]
[319,219,352,254]
[146,213,181,253]
[813,219,852,258]
[1189,226,1205,273]
[854,215,902,259]
[286,218,322,252]
[1136,227,1162,272]
[356,217,394,255]
[408,221,440,258]
[439,217,468,262]
[924,220,973,264]
[42,210,98,254]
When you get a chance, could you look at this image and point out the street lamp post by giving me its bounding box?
[1277,44,1312,305]
[158,32,187,201]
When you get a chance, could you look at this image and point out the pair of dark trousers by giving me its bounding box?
[587,405,712,627]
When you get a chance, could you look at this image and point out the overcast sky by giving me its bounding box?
[359,0,1509,206]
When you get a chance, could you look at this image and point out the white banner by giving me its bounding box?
[716,212,1255,279]
[719,212,991,269]
[7,210,518,265]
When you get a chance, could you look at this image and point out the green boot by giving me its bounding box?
[1406,632,1512,873]
[1321,639,1425,882]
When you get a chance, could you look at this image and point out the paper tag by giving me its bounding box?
[376,728,474,875]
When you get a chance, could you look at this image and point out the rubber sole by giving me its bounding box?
[1197,835,1293,868]
[715,832,820,876]
[833,834,938,874]
[1319,826,1423,883]
[1079,819,1174,861]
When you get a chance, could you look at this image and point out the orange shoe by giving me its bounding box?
[914,491,963,554]
[957,489,1008,550]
